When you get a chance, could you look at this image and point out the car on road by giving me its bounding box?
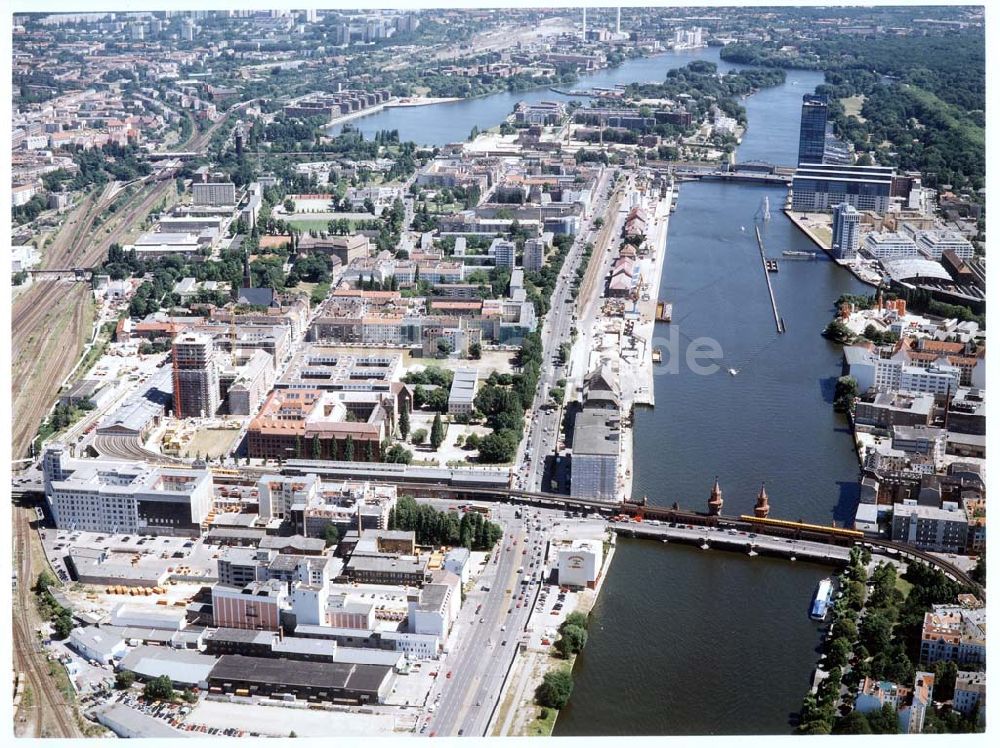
[446,671,452,679]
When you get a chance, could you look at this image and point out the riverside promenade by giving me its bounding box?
[785,209,882,286]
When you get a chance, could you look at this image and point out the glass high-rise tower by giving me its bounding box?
[797,94,829,165]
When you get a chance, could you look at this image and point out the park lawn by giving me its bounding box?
[895,575,914,599]
[904,85,985,150]
[840,95,867,121]
[524,705,558,737]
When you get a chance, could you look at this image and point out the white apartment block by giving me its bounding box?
[862,232,919,261]
[915,230,975,262]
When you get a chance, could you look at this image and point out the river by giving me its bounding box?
[556,61,870,736]
[327,47,738,144]
[347,48,869,734]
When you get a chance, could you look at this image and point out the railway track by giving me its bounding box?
[13,505,82,738]
[92,434,185,465]
[11,283,91,459]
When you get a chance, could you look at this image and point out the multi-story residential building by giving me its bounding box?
[172,332,220,418]
[953,671,986,718]
[42,445,213,536]
[490,238,517,269]
[842,343,961,396]
[831,202,861,259]
[915,230,975,262]
[855,672,935,734]
[891,501,968,553]
[222,349,274,416]
[523,237,547,271]
[919,598,986,666]
[791,163,894,214]
[862,232,920,261]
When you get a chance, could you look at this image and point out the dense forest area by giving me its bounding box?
[721,31,985,191]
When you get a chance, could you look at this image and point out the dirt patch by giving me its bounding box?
[179,428,243,459]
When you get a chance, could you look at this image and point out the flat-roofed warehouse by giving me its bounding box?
[207,654,392,704]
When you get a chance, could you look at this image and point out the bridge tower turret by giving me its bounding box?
[707,477,723,516]
[754,482,770,519]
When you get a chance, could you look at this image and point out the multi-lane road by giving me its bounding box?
[517,167,622,493]
[426,505,547,737]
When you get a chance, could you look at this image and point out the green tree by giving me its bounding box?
[430,414,445,450]
[555,624,588,658]
[365,440,374,462]
[866,703,901,734]
[344,435,355,462]
[52,611,74,640]
[932,660,959,702]
[860,611,893,653]
[323,524,340,548]
[826,637,853,670]
[311,435,322,460]
[562,611,588,631]
[831,616,859,643]
[143,675,174,702]
[385,444,413,464]
[411,428,428,445]
[536,668,573,709]
[844,579,867,611]
[834,375,860,413]
[398,401,410,439]
[114,670,135,690]
[469,342,482,359]
[833,710,872,735]
[824,319,855,345]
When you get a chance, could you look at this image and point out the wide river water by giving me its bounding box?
[347,47,868,734]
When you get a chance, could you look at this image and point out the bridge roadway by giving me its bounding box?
[612,521,854,564]
[674,170,792,185]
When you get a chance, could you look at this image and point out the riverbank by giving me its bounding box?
[618,181,674,500]
[389,97,463,108]
[785,209,882,287]
[490,533,616,737]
